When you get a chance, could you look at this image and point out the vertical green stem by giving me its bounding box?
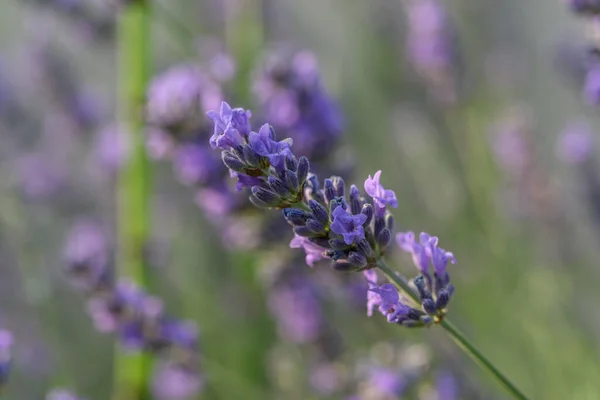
[115,1,152,399]
[376,260,529,400]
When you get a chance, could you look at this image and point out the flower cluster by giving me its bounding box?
[63,220,202,399]
[405,0,459,104]
[253,51,343,158]
[207,101,456,328]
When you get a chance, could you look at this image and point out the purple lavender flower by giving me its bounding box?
[366,367,406,397]
[46,389,84,400]
[405,0,458,104]
[152,362,203,400]
[63,220,111,292]
[254,51,343,158]
[17,153,65,199]
[367,283,411,323]
[364,171,398,216]
[330,207,367,245]
[248,124,294,167]
[172,144,219,186]
[584,65,600,105]
[268,278,322,343]
[94,125,129,172]
[435,371,458,400]
[0,330,13,386]
[207,102,251,149]
[557,121,594,164]
[290,235,328,267]
[396,231,455,316]
[147,65,221,136]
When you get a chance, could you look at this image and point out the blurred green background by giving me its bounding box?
[1,0,599,399]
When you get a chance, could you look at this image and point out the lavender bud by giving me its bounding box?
[306,219,326,234]
[328,238,350,250]
[296,157,310,184]
[436,289,450,310]
[283,208,309,226]
[347,251,367,268]
[446,283,455,297]
[222,151,246,173]
[356,239,374,258]
[251,187,280,207]
[402,320,422,328]
[306,173,319,191]
[374,216,385,238]
[268,176,291,198]
[361,204,374,225]
[249,195,270,208]
[413,275,432,300]
[332,176,345,197]
[420,315,434,325]
[309,199,330,225]
[385,214,395,231]
[294,226,317,237]
[324,179,335,203]
[407,308,425,321]
[377,228,391,248]
[285,156,298,171]
[349,185,362,215]
[285,169,299,191]
[243,145,260,167]
[422,298,437,315]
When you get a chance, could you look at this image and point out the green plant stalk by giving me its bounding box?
[114,0,152,399]
[376,260,529,400]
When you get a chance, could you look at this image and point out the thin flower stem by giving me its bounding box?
[376,259,529,400]
[114,0,152,398]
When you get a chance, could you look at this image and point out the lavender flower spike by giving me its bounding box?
[364,170,398,215]
[397,231,456,317]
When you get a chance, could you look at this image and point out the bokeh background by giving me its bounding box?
[0,0,599,399]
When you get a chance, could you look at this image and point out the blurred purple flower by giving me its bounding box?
[152,362,203,400]
[254,51,343,158]
[46,389,84,400]
[147,65,221,135]
[0,329,13,386]
[268,278,322,343]
[63,220,111,292]
[557,121,593,164]
[435,371,458,400]
[367,367,406,397]
[172,144,218,186]
[94,125,129,172]
[17,153,65,199]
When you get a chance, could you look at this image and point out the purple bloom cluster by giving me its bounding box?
[207,101,456,328]
[63,221,202,397]
[254,51,343,158]
[557,121,594,165]
[405,0,459,104]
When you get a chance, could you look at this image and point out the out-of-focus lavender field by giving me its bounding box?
[1,0,599,399]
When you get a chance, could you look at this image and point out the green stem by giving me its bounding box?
[376,260,529,400]
[114,0,152,399]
